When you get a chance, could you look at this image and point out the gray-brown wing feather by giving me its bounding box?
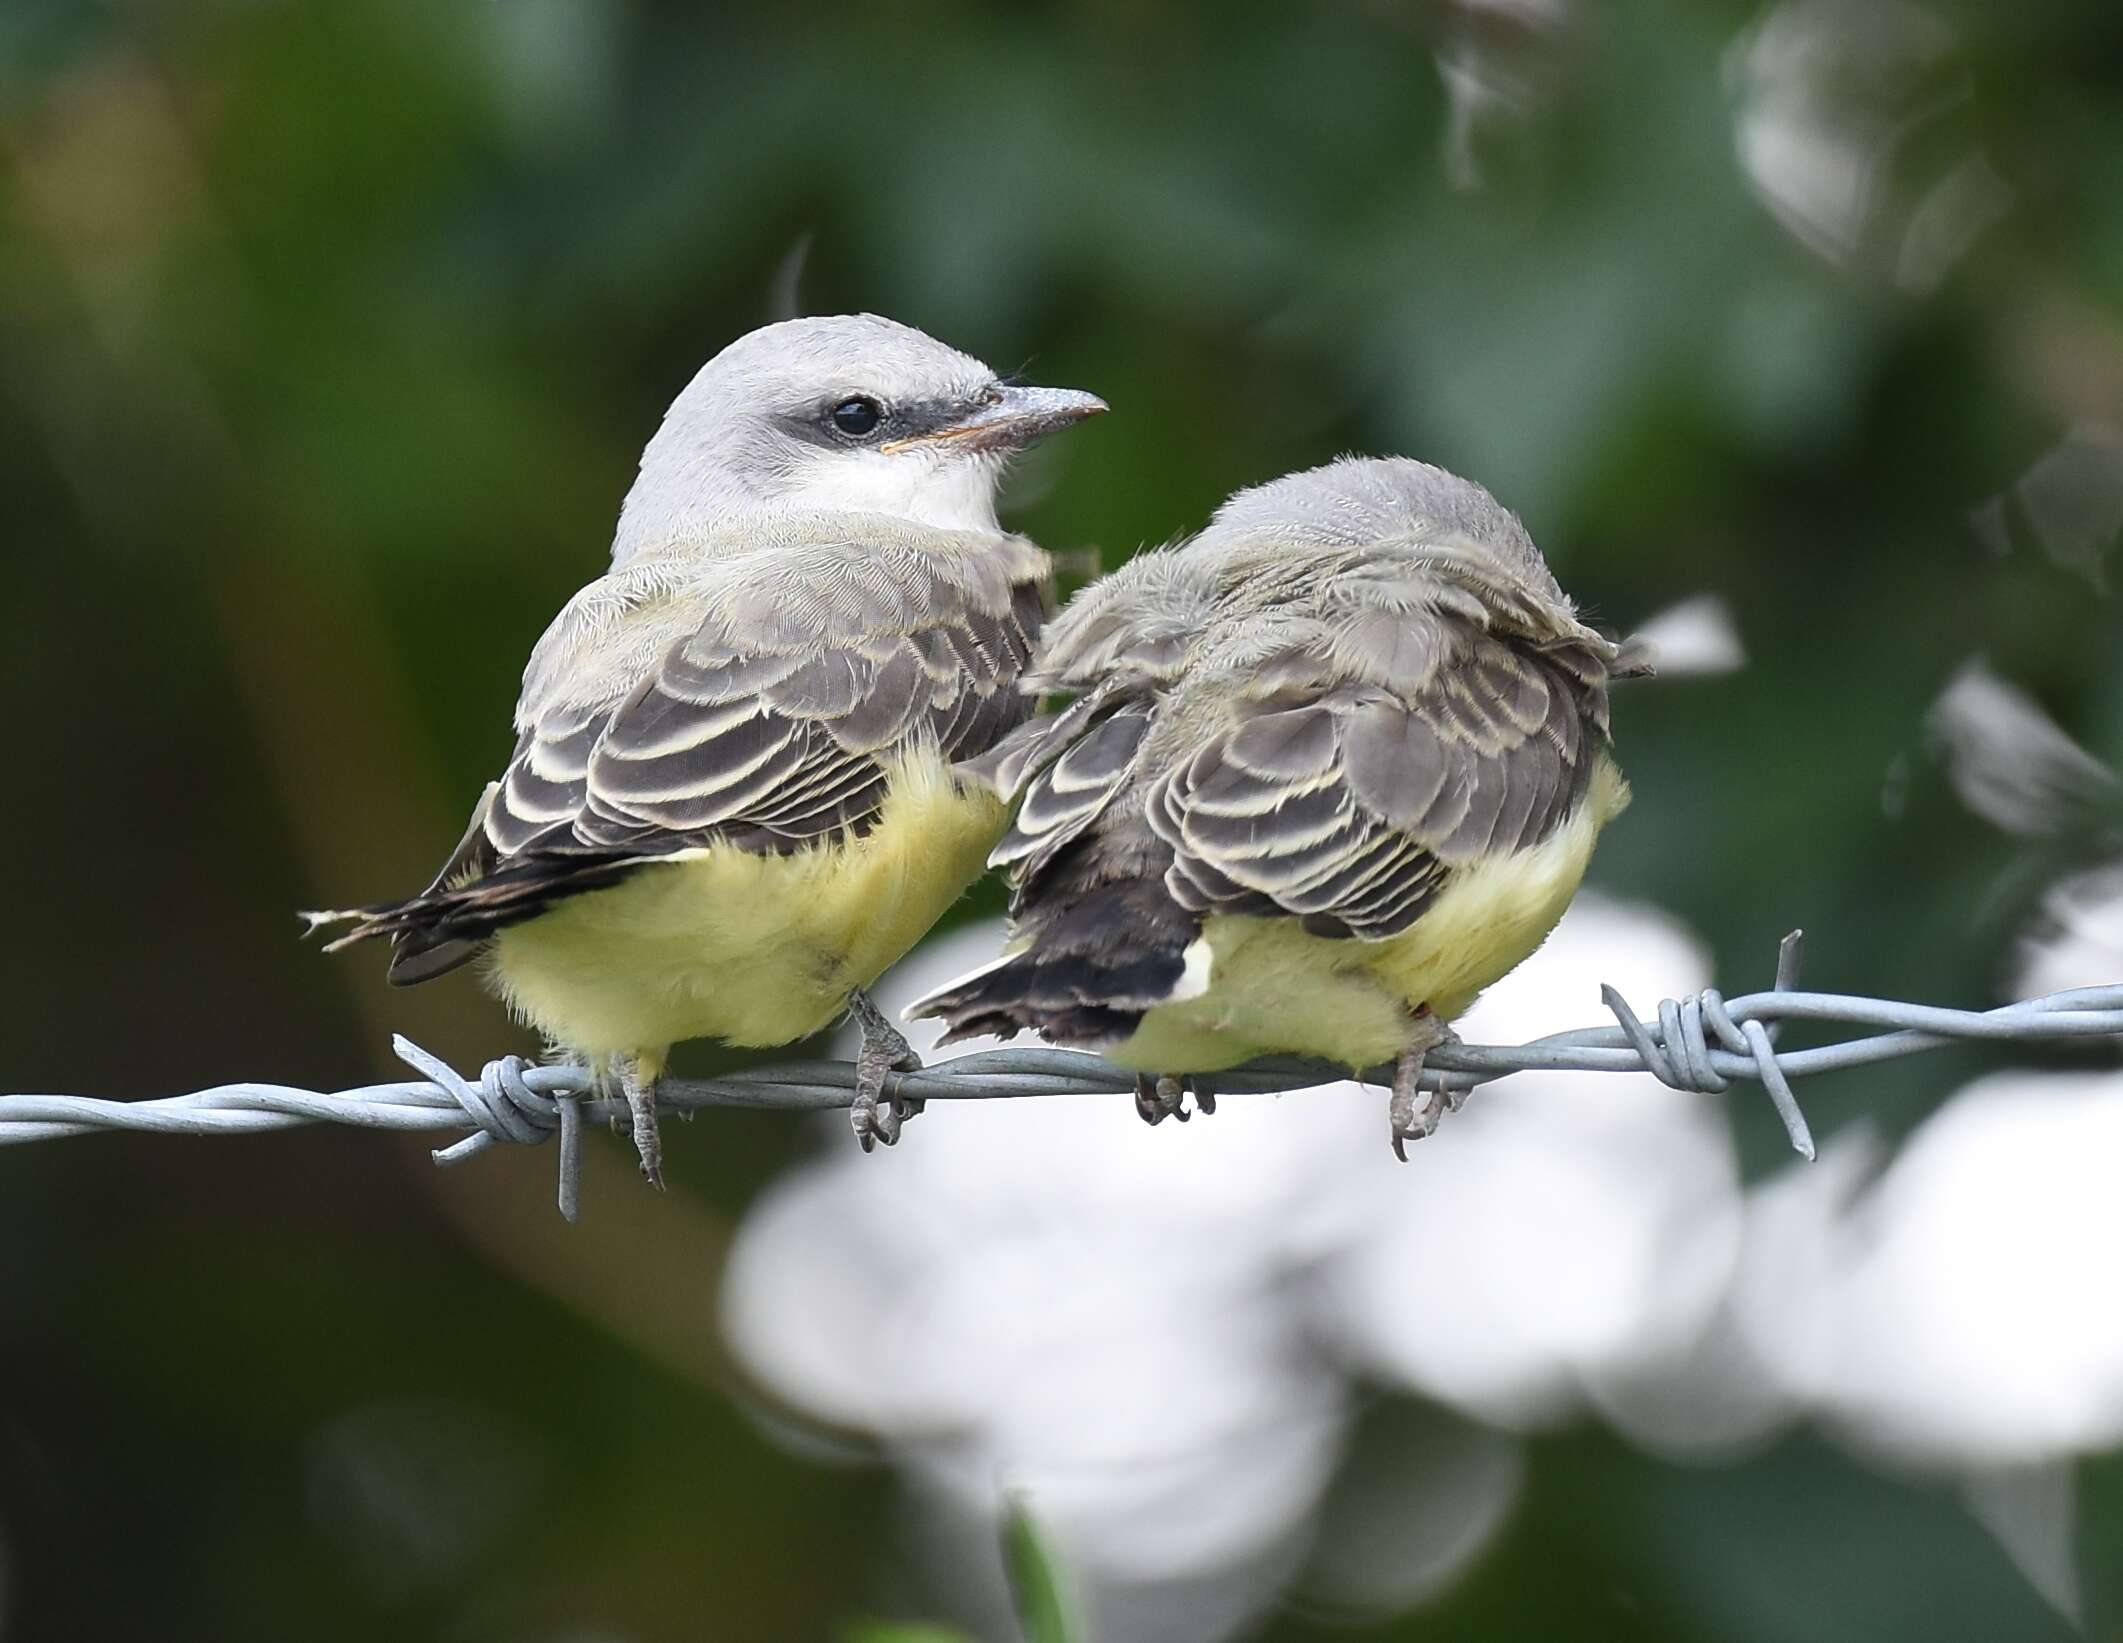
[318,540,1047,980]
[982,624,1598,947]
[1152,628,1594,940]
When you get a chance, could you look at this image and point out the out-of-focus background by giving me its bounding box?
[5,1,2123,1639]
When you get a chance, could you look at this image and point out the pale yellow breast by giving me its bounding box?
[487,748,1007,1067]
[1111,756,1630,1074]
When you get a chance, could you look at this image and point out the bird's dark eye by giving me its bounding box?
[832,397,883,437]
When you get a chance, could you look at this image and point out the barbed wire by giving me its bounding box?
[4,934,2119,1221]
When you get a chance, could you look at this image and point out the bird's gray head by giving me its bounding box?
[611,313,1104,562]
[1198,455,1565,600]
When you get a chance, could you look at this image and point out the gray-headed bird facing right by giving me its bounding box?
[911,456,1635,1156]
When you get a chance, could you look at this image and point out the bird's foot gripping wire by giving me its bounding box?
[849,989,924,1152]
[1387,1012,1461,1162]
[1133,1073,1216,1126]
[617,1057,665,1191]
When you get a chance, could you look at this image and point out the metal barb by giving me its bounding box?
[1,940,2117,1219]
[1596,935,1821,1159]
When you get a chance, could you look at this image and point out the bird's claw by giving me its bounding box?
[850,989,924,1153]
[851,1088,923,1151]
[1134,1074,1176,1125]
[851,1071,923,1152]
[1388,1017,1459,1161]
[621,1063,665,1192]
[1388,1077,1444,1163]
[1133,1073,1215,1126]
[586,1057,665,1189]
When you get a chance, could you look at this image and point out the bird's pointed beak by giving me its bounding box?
[881,385,1107,455]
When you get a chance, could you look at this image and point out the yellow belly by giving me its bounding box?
[487,747,1006,1069]
[1109,756,1629,1073]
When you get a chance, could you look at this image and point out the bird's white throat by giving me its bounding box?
[789,448,1006,536]
[613,446,1006,564]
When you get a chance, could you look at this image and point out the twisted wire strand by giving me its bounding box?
[4,933,2119,1222]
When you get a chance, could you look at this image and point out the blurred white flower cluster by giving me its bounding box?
[723,893,2123,1641]
[1728,0,2014,292]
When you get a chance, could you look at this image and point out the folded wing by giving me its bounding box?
[318,533,1047,981]
[916,547,1615,1046]
[1153,627,1595,941]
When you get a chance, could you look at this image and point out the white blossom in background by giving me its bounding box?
[1576,1154,1859,1466]
[1717,885,2122,1620]
[1434,0,1571,192]
[724,867,2123,1634]
[1711,1138,1907,1443]
[1969,421,2123,592]
[723,896,1737,1639]
[1646,859,2123,1473]
[1316,904,1740,1430]
[1623,594,1746,678]
[723,923,1360,1643]
[1926,657,2116,836]
[2015,862,2123,1001]
[1726,0,2011,291]
[1803,1071,2123,1469]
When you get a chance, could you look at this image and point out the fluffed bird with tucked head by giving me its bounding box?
[307,314,1105,1181]
[911,456,1633,1156]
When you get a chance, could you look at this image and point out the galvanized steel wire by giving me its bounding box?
[4,934,2119,1221]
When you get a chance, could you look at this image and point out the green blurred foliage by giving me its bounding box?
[1002,1498,1080,1643]
[3,0,2121,1639]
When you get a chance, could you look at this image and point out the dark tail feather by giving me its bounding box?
[909,879,1200,1050]
[384,931,484,984]
[301,786,503,985]
[304,853,644,985]
[301,781,642,987]
[299,900,487,984]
